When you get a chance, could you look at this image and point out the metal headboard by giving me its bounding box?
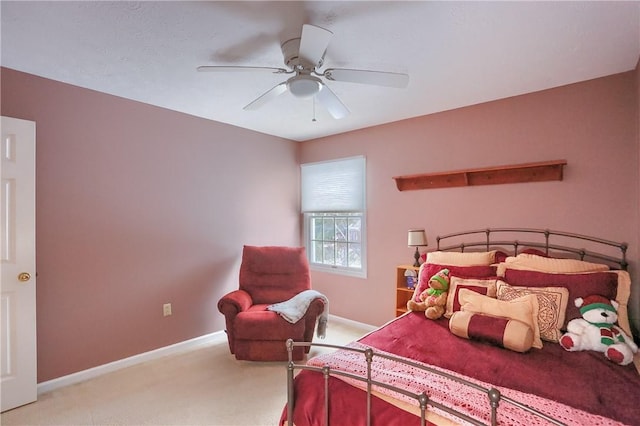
[435,228,628,270]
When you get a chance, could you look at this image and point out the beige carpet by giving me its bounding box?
[1,317,374,426]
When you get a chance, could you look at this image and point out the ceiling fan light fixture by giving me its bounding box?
[287,75,322,98]
[199,24,407,120]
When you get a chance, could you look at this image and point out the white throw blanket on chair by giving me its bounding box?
[267,289,329,338]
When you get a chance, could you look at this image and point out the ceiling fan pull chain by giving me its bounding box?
[312,97,317,122]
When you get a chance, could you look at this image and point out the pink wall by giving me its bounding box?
[636,59,640,335]
[301,71,640,336]
[1,68,301,382]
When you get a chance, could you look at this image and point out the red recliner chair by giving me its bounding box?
[217,245,326,361]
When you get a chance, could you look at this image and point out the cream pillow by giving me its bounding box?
[458,288,543,349]
[426,250,496,266]
[497,253,610,276]
[610,270,632,337]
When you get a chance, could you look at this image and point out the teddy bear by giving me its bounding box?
[406,269,450,320]
[559,295,638,366]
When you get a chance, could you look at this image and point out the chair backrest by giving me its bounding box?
[239,245,312,304]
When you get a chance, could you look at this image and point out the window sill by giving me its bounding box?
[310,264,367,279]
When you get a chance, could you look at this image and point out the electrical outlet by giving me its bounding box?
[163,303,172,317]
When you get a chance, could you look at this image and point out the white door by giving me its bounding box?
[1,116,37,412]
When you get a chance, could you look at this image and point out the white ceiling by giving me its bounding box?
[2,1,639,142]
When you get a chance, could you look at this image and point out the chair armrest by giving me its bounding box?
[217,289,253,316]
[217,289,254,356]
[306,297,326,318]
[302,297,327,346]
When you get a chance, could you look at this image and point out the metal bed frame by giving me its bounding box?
[285,339,564,426]
[284,228,629,426]
[435,228,627,270]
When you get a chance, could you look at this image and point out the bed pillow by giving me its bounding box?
[494,250,509,264]
[426,251,496,266]
[493,249,547,265]
[412,263,497,303]
[449,310,534,353]
[444,276,498,318]
[501,268,632,336]
[496,280,569,342]
[497,253,610,276]
[458,288,543,349]
[422,263,497,280]
[608,271,633,337]
[520,248,550,257]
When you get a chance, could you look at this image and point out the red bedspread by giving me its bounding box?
[281,312,640,426]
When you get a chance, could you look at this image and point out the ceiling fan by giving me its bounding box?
[197,24,409,119]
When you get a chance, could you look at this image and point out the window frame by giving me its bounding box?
[303,211,367,278]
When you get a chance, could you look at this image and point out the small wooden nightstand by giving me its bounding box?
[395,264,420,317]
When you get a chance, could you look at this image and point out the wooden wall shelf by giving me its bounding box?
[393,160,567,191]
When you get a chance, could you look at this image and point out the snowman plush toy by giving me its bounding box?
[560,295,638,366]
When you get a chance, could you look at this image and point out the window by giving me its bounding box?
[301,156,366,278]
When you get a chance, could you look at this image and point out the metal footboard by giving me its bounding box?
[285,339,565,426]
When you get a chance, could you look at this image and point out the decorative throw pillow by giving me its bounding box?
[444,276,498,318]
[496,280,569,342]
[458,288,543,349]
[413,264,497,303]
[449,311,534,353]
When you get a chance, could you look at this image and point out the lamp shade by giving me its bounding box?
[408,229,428,247]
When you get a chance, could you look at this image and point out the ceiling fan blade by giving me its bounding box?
[243,82,288,111]
[298,24,333,68]
[323,68,409,88]
[316,84,349,119]
[197,65,288,74]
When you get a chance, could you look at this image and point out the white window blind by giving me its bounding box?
[301,156,365,212]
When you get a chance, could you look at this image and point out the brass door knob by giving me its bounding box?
[18,272,31,282]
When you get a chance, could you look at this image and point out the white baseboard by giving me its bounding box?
[328,314,377,332]
[37,315,375,395]
[37,330,227,395]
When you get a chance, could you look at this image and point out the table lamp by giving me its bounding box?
[408,229,428,267]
